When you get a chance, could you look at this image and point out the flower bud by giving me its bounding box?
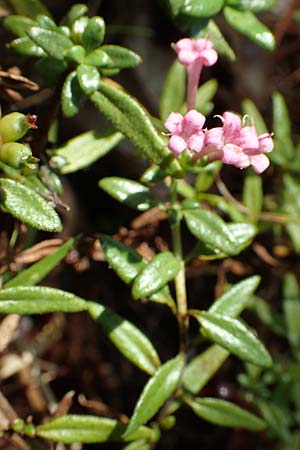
[0,113,37,143]
[0,142,33,168]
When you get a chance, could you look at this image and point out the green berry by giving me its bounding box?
[0,113,37,143]
[0,142,32,168]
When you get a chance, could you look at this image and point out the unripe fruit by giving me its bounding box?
[0,142,32,168]
[0,113,37,143]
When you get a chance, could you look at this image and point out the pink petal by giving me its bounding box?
[222,112,242,142]
[178,50,198,66]
[205,127,223,146]
[238,126,259,153]
[258,133,274,153]
[194,38,213,51]
[164,112,183,134]
[187,132,205,153]
[200,48,218,66]
[250,154,270,173]
[202,144,223,161]
[182,109,206,135]
[173,38,195,53]
[168,135,187,156]
[222,144,250,169]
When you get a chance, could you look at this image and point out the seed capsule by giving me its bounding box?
[0,112,37,143]
[0,142,32,168]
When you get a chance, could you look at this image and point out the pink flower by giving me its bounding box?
[164,109,206,157]
[205,112,273,173]
[172,38,218,110]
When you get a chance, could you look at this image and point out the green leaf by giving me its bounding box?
[36,58,67,85]
[90,80,182,178]
[272,92,294,161]
[5,239,74,288]
[184,209,236,255]
[9,0,51,18]
[283,299,300,350]
[242,98,268,134]
[183,345,229,394]
[99,177,158,211]
[63,3,88,26]
[195,79,218,115]
[283,272,300,299]
[192,311,272,367]
[124,354,184,436]
[0,178,62,232]
[27,27,73,59]
[82,17,105,52]
[100,234,145,284]
[37,415,156,444]
[51,129,122,174]
[257,400,291,442]
[123,440,150,450]
[0,286,87,314]
[227,222,257,251]
[159,60,186,121]
[181,0,224,17]
[9,37,46,57]
[243,172,263,218]
[132,252,180,299]
[140,166,166,184]
[84,48,111,67]
[36,14,58,31]
[187,397,266,431]
[209,275,260,318]
[226,0,276,12]
[223,7,275,50]
[3,15,36,37]
[62,71,86,118]
[101,45,142,69]
[199,20,236,61]
[76,64,101,95]
[88,302,161,375]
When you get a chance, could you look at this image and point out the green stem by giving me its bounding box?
[170,179,189,353]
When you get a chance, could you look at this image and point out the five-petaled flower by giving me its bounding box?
[172,38,218,110]
[205,112,274,173]
[164,110,206,157]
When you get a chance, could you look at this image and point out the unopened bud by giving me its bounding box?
[0,142,32,168]
[0,112,37,143]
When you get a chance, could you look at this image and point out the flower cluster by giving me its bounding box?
[165,38,274,173]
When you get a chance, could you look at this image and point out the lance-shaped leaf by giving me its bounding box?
[62,71,86,117]
[5,239,74,288]
[124,354,184,437]
[224,7,275,51]
[0,178,62,232]
[10,0,51,18]
[27,27,73,59]
[243,173,263,218]
[99,177,158,211]
[76,64,101,95]
[226,0,276,12]
[180,0,224,17]
[63,3,88,25]
[283,299,300,350]
[88,302,160,375]
[123,440,150,450]
[82,17,105,52]
[272,92,294,161]
[132,252,180,299]
[200,20,236,62]
[184,209,236,255]
[242,99,267,134]
[159,60,186,121]
[187,397,266,431]
[9,36,46,57]
[90,80,182,178]
[183,345,229,394]
[37,415,156,444]
[192,311,272,367]
[3,15,37,37]
[101,45,142,69]
[209,275,260,318]
[51,129,122,174]
[0,286,87,314]
[227,222,257,252]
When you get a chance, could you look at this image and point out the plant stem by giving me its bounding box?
[170,179,189,353]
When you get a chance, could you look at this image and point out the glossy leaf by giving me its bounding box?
[187,397,266,431]
[131,252,180,299]
[82,17,105,52]
[227,222,257,251]
[224,7,275,51]
[99,177,158,211]
[200,20,236,62]
[36,14,58,31]
[0,286,87,314]
[63,4,88,25]
[194,79,218,115]
[9,36,46,57]
[88,302,161,375]
[181,0,224,17]
[159,60,186,121]
[140,166,166,184]
[90,80,182,178]
[283,272,300,300]
[226,0,276,12]
[37,415,155,444]
[184,209,236,255]
[3,15,36,37]
[242,98,267,134]
[209,275,260,318]
[101,45,142,69]
[84,48,111,67]
[61,71,86,118]
[183,345,229,394]
[27,27,73,59]
[123,440,150,450]
[283,299,300,350]
[243,172,263,217]
[100,234,145,284]
[76,64,101,95]
[0,178,62,232]
[52,129,122,174]
[192,311,272,367]
[5,239,74,288]
[124,354,184,436]
[10,0,51,18]
[272,92,294,161]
